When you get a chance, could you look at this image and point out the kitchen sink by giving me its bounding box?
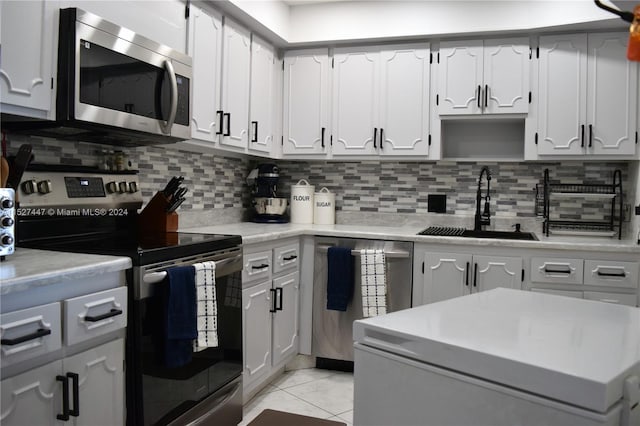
[418,226,538,241]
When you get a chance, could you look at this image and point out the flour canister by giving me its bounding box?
[314,187,335,225]
[290,179,315,223]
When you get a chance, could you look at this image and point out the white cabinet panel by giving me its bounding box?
[65,339,125,426]
[379,46,431,156]
[0,0,57,118]
[0,302,61,367]
[273,242,300,275]
[242,250,272,286]
[64,287,127,346]
[583,260,639,289]
[283,49,330,156]
[530,257,584,285]
[583,291,637,306]
[439,38,529,116]
[220,19,251,150]
[331,47,380,156]
[0,360,62,426]
[249,36,276,154]
[438,41,483,115]
[188,5,223,143]
[474,255,522,292]
[422,252,472,304]
[531,288,583,299]
[242,281,272,388]
[536,32,637,157]
[272,272,299,366]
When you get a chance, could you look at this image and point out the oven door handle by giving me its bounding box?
[159,59,178,135]
[142,255,243,284]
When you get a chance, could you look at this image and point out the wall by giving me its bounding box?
[5,135,632,235]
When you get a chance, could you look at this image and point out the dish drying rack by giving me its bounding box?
[537,168,623,239]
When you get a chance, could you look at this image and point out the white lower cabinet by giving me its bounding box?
[242,240,300,400]
[415,248,522,305]
[0,338,124,426]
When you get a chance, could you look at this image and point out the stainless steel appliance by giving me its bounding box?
[15,164,243,426]
[2,8,192,147]
[312,237,413,363]
[247,163,289,223]
[0,188,15,259]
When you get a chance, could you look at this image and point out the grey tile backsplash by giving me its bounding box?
[7,135,629,223]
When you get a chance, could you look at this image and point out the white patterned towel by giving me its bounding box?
[193,261,218,351]
[360,249,387,317]
[224,271,242,308]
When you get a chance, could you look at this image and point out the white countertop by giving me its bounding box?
[0,248,132,296]
[353,288,640,413]
[181,222,640,253]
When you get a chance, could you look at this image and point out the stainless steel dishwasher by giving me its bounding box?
[312,237,413,362]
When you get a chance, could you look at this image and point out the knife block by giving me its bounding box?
[138,192,178,233]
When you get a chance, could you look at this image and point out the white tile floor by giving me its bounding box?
[239,368,354,426]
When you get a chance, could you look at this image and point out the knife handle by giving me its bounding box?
[7,144,33,190]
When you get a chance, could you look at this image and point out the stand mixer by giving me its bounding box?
[247,164,289,223]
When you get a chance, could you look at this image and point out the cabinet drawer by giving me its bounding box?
[530,257,584,285]
[243,250,272,286]
[64,287,128,346]
[583,291,637,307]
[273,243,300,275]
[583,260,639,289]
[530,288,583,299]
[1,302,61,367]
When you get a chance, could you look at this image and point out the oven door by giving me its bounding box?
[129,251,243,426]
[63,9,191,140]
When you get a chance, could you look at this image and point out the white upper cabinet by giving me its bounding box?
[249,36,276,154]
[220,18,251,151]
[332,44,431,157]
[0,0,58,119]
[187,4,223,143]
[536,32,637,156]
[283,49,331,156]
[438,38,530,115]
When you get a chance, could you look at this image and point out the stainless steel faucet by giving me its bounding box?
[474,166,491,231]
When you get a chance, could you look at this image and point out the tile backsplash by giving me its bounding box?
[6,135,630,224]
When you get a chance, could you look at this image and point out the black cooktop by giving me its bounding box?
[20,231,242,266]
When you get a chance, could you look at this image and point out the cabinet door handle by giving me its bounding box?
[251,264,269,270]
[216,111,224,135]
[473,263,478,287]
[251,121,258,142]
[223,113,231,136]
[276,287,283,311]
[477,85,481,108]
[84,308,123,322]
[484,84,488,108]
[270,289,277,313]
[56,375,70,421]
[465,262,470,286]
[373,128,378,148]
[283,255,298,261]
[67,372,80,417]
[596,270,626,278]
[1,328,51,346]
[321,127,325,148]
[580,124,585,148]
[379,128,384,150]
[588,124,593,148]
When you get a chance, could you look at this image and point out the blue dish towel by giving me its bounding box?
[162,265,197,368]
[326,247,354,311]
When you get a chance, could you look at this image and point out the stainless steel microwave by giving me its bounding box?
[3,8,192,146]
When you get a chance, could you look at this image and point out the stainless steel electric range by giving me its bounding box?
[15,164,243,426]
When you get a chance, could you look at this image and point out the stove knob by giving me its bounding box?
[37,180,52,194]
[1,234,14,247]
[0,198,14,209]
[1,216,14,228]
[128,182,138,193]
[22,180,37,195]
[106,182,118,194]
[118,182,127,194]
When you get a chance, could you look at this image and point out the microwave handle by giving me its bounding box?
[159,60,178,135]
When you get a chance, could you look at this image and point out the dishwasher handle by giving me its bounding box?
[316,245,410,258]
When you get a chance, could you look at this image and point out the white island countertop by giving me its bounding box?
[181,222,640,253]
